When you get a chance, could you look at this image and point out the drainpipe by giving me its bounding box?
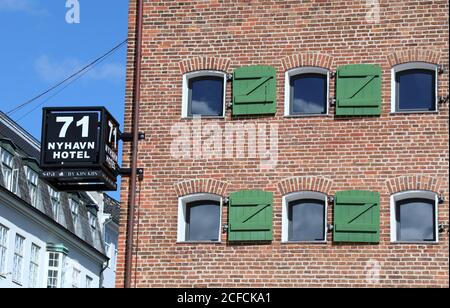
[124,0,144,289]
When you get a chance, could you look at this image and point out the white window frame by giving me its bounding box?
[28,244,41,288]
[70,198,80,227]
[12,234,25,284]
[390,190,439,244]
[88,212,97,230]
[26,167,39,207]
[177,193,223,243]
[49,187,61,222]
[72,267,80,288]
[85,275,93,288]
[181,70,227,118]
[391,62,439,113]
[1,148,18,194]
[46,252,62,288]
[284,67,330,117]
[0,224,8,277]
[282,191,328,243]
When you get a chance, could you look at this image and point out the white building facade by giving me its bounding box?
[0,112,110,288]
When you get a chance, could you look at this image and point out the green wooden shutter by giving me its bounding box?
[336,64,382,116]
[232,66,277,116]
[228,190,273,241]
[333,190,380,243]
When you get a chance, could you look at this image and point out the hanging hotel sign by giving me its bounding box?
[40,107,120,191]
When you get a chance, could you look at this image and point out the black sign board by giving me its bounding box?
[40,107,120,191]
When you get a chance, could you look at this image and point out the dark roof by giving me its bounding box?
[0,112,40,159]
[104,194,120,224]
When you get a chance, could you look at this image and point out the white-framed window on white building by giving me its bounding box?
[72,267,80,288]
[182,70,227,118]
[104,241,111,268]
[88,212,97,230]
[391,62,438,113]
[284,67,330,116]
[60,255,67,288]
[12,234,25,284]
[46,245,68,289]
[69,198,80,228]
[0,224,8,277]
[26,167,39,207]
[47,252,61,288]
[49,187,61,222]
[177,193,222,242]
[1,148,18,194]
[85,275,93,288]
[28,244,40,288]
[390,190,439,243]
[282,191,328,243]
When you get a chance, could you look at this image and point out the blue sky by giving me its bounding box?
[0,0,129,198]
[0,0,129,132]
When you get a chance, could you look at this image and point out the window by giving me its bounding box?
[391,191,438,243]
[12,234,24,284]
[72,268,80,288]
[392,62,438,112]
[88,212,97,230]
[49,187,61,222]
[177,194,222,242]
[85,276,93,288]
[113,249,118,272]
[29,244,40,288]
[70,198,80,227]
[0,225,8,276]
[285,67,329,116]
[1,149,18,193]
[182,71,226,117]
[60,254,67,288]
[47,252,61,288]
[282,192,327,242]
[26,167,39,207]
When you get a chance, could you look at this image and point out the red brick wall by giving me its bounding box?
[117,0,449,288]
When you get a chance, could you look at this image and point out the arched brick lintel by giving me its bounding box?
[174,179,230,197]
[385,175,443,195]
[179,57,231,74]
[280,53,335,71]
[386,49,441,67]
[277,177,334,196]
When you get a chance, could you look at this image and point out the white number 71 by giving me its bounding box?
[56,116,89,138]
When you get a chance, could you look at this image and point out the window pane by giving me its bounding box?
[396,69,435,111]
[397,198,435,241]
[186,201,220,241]
[288,199,325,241]
[0,225,8,274]
[291,73,327,115]
[189,76,224,116]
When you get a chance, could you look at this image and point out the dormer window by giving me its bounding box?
[26,167,39,207]
[1,148,18,194]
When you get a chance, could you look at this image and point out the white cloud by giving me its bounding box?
[0,0,47,15]
[293,98,325,114]
[34,55,126,84]
[191,100,221,116]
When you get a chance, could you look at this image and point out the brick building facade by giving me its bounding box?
[118,0,449,287]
